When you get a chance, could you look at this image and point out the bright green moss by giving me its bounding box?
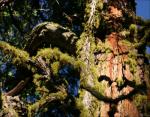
[129,24,137,33]
[35,47,81,70]
[125,50,138,74]
[76,90,89,117]
[33,74,43,87]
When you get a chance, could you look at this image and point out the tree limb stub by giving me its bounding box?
[24,22,78,56]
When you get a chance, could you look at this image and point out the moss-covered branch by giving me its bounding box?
[28,89,67,117]
[81,83,146,103]
[34,48,82,70]
[0,41,30,67]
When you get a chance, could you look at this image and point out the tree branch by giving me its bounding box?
[28,89,67,117]
[24,22,78,55]
[5,77,30,96]
[81,83,146,103]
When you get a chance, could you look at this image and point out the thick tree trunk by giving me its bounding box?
[78,0,149,116]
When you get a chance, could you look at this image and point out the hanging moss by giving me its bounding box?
[96,41,112,53]
[95,80,109,95]
[51,61,60,76]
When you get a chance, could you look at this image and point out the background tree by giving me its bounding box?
[0,0,150,116]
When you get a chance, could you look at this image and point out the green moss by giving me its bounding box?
[35,47,81,70]
[28,91,67,117]
[120,39,132,46]
[79,108,90,117]
[125,50,138,74]
[95,80,108,95]
[51,61,60,76]
[96,41,112,53]
[116,77,124,86]
[0,41,29,67]
[129,24,137,33]
[76,90,89,117]
[33,74,43,87]
[134,76,142,85]
[133,94,147,107]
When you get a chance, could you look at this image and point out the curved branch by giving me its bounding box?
[28,89,67,117]
[24,22,78,55]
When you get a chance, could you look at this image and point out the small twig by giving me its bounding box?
[5,77,30,96]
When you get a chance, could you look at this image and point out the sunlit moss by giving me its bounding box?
[35,47,81,70]
[96,41,112,53]
[33,74,43,87]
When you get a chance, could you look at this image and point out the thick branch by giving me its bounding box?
[24,22,78,55]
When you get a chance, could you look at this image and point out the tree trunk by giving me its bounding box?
[78,0,149,116]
